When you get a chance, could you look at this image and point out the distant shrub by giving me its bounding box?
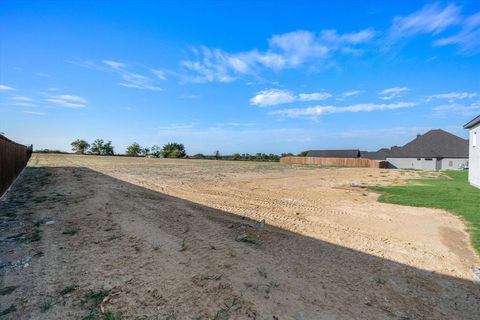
[70,139,90,154]
[162,143,186,158]
[126,142,142,157]
[150,145,162,158]
[90,139,114,155]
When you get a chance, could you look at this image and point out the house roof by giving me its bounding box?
[387,129,468,158]
[464,115,480,129]
[306,149,361,158]
[360,148,391,160]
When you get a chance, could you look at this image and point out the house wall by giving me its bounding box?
[387,157,468,170]
[440,158,469,170]
[469,123,480,188]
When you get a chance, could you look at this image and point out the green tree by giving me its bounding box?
[70,139,90,154]
[298,151,308,157]
[102,141,114,155]
[214,150,221,160]
[192,153,206,159]
[90,139,114,155]
[89,139,105,155]
[161,143,186,158]
[150,145,162,158]
[232,153,241,160]
[126,142,142,157]
[141,147,150,157]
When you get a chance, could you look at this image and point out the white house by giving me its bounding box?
[464,115,480,188]
[385,129,469,170]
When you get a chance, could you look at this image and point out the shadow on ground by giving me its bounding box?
[0,166,479,319]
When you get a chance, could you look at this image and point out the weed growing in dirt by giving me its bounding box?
[239,237,259,246]
[165,307,177,320]
[265,281,279,294]
[81,289,109,320]
[212,298,238,320]
[257,267,267,279]
[62,228,79,236]
[179,237,188,252]
[60,285,77,295]
[30,228,42,242]
[0,305,16,316]
[40,297,54,312]
[0,286,17,295]
[103,312,122,320]
[33,251,44,257]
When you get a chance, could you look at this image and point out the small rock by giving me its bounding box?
[45,220,55,225]
[257,219,265,229]
[236,233,248,241]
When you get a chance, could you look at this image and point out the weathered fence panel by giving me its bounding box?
[280,156,388,168]
[0,135,32,197]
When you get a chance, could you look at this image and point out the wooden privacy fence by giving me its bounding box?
[280,156,388,168]
[0,135,32,197]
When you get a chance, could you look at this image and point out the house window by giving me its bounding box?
[417,158,421,160]
[425,158,433,161]
[449,161,453,167]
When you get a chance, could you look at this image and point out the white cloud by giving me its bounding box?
[152,69,167,80]
[13,102,35,107]
[11,96,33,102]
[434,12,480,55]
[379,87,410,100]
[103,60,125,69]
[389,3,480,55]
[22,110,45,116]
[298,92,332,101]
[45,94,87,108]
[250,89,296,106]
[427,91,477,102]
[181,28,375,82]
[250,89,332,106]
[432,101,480,117]
[269,102,417,119]
[72,59,162,90]
[343,90,363,97]
[0,85,15,91]
[390,3,461,38]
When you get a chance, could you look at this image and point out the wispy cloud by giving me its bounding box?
[7,96,35,107]
[434,12,480,55]
[426,91,477,102]
[390,3,461,39]
[389,3,480,55]
[250,89,296,106]
[72,59,163,91]
[11,96,33,102]
[45,94,87,108]
[0,84,15,91]
[379,87,410,100]
[250,89,332,106]
[181,28,375,83]
[432,101,480,117]
[343,90,363,97]
[269,102,416,119]
[22,110,45,116]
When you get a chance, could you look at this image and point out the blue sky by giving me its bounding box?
[1,1,479,154]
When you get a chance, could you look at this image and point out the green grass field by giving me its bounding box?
[370,170,480,255]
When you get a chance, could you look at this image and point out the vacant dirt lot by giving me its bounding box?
[1,154,479,319]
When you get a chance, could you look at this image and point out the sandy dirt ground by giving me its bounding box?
[0,153,479,319]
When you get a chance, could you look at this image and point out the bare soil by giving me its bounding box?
[1,154,479,319]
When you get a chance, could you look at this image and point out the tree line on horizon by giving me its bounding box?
[33,139,307,161]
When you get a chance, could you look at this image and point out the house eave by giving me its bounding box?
[464,115,480,129]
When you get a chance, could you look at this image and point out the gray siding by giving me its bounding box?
[468,123,480,188]
[440,158,468,170]
[386,157,467,170]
